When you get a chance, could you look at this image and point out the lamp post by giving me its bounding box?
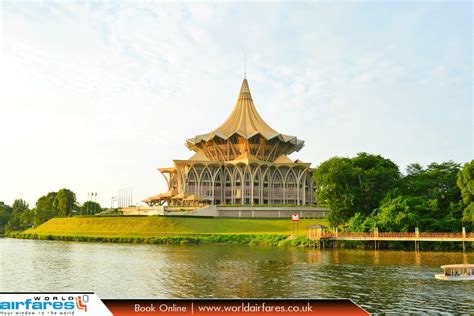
[93,192,97,214]
[110,196,117,210]
[86,192,90,215]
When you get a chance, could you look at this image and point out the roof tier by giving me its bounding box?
[186,78,304,162]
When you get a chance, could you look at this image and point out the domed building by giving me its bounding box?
[143,77,321,216]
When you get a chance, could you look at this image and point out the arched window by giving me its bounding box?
[305,174,312,204]
[214,170,222,204]
[286,171,297,205]
[253,171,260,205]
[262,170,270,204]
[186,170,197,195]
[272,171,283,205]
[243,170,251,205]
[234,171,242,204]
[223,169,232,204]
[200,170,212,201]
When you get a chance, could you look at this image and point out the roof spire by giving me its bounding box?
[238,76,252,101]
[185,76,305,156]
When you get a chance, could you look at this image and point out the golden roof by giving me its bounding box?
[186,78,304,150]
[184,194,203,201]
[171,192,187,199]
[211,79,279,139]
[158,167,176,173]
[143,191,172,202]
[273,154,294,164]
[188,151,210,161]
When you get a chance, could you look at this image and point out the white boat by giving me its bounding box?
[435,264,474,281]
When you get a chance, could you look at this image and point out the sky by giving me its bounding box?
[0,1,472,208]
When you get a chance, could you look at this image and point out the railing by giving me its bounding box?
[310,231,474,240]
[419,232,464,238]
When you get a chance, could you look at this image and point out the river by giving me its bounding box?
[0,238,472,314]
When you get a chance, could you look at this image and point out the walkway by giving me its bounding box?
[309,231,474,242]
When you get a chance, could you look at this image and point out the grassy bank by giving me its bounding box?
[11,216,328,243]
[8,231,320,247]
[12,216,464,251]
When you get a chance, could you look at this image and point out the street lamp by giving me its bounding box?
[110,196,118,210]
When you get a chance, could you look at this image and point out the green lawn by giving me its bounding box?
[24,216,328,238]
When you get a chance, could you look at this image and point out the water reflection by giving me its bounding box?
[0,238,472,314]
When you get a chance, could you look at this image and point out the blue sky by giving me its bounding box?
[0,1,472,207]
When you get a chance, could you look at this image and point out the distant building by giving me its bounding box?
[144,77,315,207]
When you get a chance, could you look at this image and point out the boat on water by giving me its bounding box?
[435,264,474,281]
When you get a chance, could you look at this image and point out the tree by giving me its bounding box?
[313,153,400,226]
[457,160,474,229]
[5,199,29,231]
[370,196,423,232]
[81,201,102,215]
[34,189,77,223]
[53,189,77,217]
[313,156,357,226]
[351,152,401,215]
[0,202,13,234]
[406,163,423,176]
[402,161,461,204]
[346,160,465,233]
[462,203,474,230]
[34,192,58,225]
[5,199,34,231]
[400,161,462,230]
[2,189,82,232]
[12,199,29,213]
[347,212,374,232]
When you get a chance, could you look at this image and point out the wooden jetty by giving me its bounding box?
[308,225,473,251]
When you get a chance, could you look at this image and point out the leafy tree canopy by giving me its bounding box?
[0,202,13,234]
[34,188,78,225]
[2,188,81,233]
[313,152,400,226]
[5,199,32,232]
[326,158,466,233]
[457,160,474,229]
[35,192,58,226]
[12,199,29,214]
[53,189,77,217]
[402,161,461,205]
[81,201,103,215]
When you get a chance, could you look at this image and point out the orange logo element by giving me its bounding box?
[76,296,88,312]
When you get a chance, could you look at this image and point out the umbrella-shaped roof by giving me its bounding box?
[186,78,304,152]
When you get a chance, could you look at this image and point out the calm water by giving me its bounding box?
[0,238,473,314]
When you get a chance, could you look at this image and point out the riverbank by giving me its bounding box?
[7,216,326,246]
[8,217,471,250]
[20,216,328,236]
[8,231,321,246]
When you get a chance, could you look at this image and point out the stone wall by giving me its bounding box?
[217,206,328,218]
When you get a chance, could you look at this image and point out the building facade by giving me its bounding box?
[144,78,315,207]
